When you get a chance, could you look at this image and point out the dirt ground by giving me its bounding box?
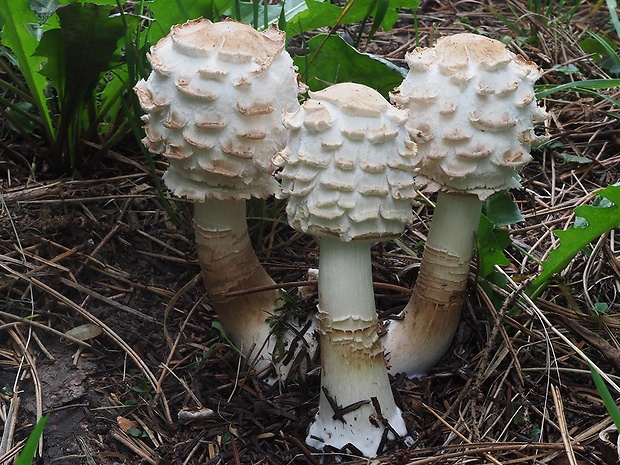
[2,1,620,464]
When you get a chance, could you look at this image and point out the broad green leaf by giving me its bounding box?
[0,0,54,140]
[35,28,62,91]
[484,190,524,227]
[286,0,418,37]
[293,34,406,98]
[580,32,620,75]
[147,0,235,44]
[476,214,511,278]
[527,184,620,298]
[36,3,126,103]
[34,2,127,167]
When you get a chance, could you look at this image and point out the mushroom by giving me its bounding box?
[134,18,312,377]
[275,82,418,456]
[385,33,548,376]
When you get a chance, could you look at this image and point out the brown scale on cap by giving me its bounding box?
[135,18,302,201]
[391,33,547,200]
[276,82,419,242]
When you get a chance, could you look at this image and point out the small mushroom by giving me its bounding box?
[385,33,548,376]
[134,18,313,378]
[275,82,418,457]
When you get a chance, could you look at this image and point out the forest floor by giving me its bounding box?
[2,1,620,464]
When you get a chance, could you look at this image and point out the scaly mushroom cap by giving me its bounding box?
[390,33,548,200]
[134,18,302,201]
[275,82,418,241]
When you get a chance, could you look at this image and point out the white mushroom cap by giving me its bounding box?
[134,18,302,201]
[390,33,548,200]
[275,82,418,241]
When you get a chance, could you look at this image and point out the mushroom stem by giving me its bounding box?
[384,191,483,376]
[307,237,407,457]
[192,199,284,367]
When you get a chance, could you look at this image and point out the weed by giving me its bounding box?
[15,414,49,465]
[526,184,620,299]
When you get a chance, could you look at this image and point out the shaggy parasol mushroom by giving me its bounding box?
[134,18,311,377]
[385,33,547,376]
[275,82,417,456]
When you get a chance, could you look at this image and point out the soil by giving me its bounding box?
[2,2,620,465]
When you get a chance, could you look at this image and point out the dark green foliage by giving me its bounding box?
[293,34,406,99]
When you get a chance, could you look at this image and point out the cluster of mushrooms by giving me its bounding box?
[135,18,547,458]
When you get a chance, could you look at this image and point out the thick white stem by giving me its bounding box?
[193,200,315,377]
[307,237,407,457]
[384,192,483,376]
[194,199,248,235]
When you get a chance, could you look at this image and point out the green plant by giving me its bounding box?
[293,34,406,98]
[604,0,620,40]
[203,321,243,359]
[15,414,49,465]
[477,191,525,280]
[1,0,417,175]
[590,363,620,431]
[580,30,620,76]
[489,1,581,45]
[0,0,142,173]
[526,184,620,298]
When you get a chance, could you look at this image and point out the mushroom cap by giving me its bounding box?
[275,82,419,242]
[390,33,548,200]
[134,18,302,201]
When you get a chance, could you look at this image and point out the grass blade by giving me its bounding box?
[367,0,388,44]
[590,364,620,432]
[15,414,49,465]
[536,78,620,99]
[606,0,620,40]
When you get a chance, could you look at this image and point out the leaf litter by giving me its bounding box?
[1,1,620,464]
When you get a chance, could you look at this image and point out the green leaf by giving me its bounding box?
[286,0,418,37]
[476,214,511,278]
[594,302,610,314]
[483,190,524,227]
[33,2,127,167]
[536,78,620,99]
[211,321,243,355]
[590,364,620,432]
[0,0,54,141]
[5,101,38,133]
[605,0,620,41]
[293,34,406,99]
[557,152,592,165]
[15,414,50,465]
[580,32,620,75]
[147,0,235,44]
[37,3,125,96]
[367,0,389,43]
[527,185,620,298]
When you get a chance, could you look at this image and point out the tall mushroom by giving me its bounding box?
[275,82,418,456]
[385,33,547,376]
[134,18,311,377]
